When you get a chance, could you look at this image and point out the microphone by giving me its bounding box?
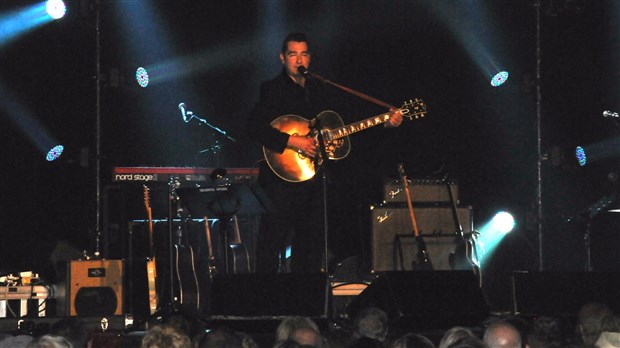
[179,103,188,122]
[603,110,619,118]
[297,66,310,78]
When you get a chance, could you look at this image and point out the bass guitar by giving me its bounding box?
[264,99,427,182]
[142,185,158,315]
[398,163,433,270]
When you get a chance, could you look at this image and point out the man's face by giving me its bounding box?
[280,41,311,78]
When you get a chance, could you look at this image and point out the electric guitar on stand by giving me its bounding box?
[398,164,433,270]
[143,185,158,315]
[203,217,217,278]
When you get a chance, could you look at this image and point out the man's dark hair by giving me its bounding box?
[281,33,309,54]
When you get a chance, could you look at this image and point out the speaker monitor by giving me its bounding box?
[348,271,488,329]
[69,260,123,316]
[512,271,620,316]
[371,206,472,271]
[209,273,330,319]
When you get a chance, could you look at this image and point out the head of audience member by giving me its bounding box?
[439,327,477,348]
[350,336,385,348]
[389,333,435,348]
[594,332,620,348]
[275,317,323,348]
[164,312,199,339]
[141,324,191,348]
[1,334,35,348]
[503,316,531,347]
[26,335,73,348]
[594,314,620,348]
[446,337,487,348]
[321,326,350,348]
[527,316,566,348]
[49,318,86,347]
[600,314,620,333]
[352,307,389,343]
[483,321,522,348]
[196,326,257,348]
[577,302,614,347]
[274,339,315,348]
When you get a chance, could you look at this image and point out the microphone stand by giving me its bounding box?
[185,110,235,168]
[301,67,399,274]
[190,112,236,143]
[312,118,331,273]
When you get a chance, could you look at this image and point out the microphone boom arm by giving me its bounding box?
[306,70,397,110]
[193,112,236,142]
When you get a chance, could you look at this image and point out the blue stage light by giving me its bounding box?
[491,211,515,234]
[0,2,57,47]
[46,0,66,20]
[46,145,64,161]
[490,71,509,87]
[575,146,587,166]
[136,67,149,88]
[476,210,516,265]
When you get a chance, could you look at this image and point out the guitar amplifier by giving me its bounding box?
[68,260,124,316]
[371,205,472,271]
[383,179,459,204]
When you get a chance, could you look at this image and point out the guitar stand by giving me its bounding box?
[175,177,271,274]
[565,191,618,272]
[443,176,482,282]
[155,179,193,320]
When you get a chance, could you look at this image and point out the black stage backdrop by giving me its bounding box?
[1,0,618,311]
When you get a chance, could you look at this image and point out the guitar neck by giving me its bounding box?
[231,215,242,244]
[330,113,391,140]
[147,208,154,255]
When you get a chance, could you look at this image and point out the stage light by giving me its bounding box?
[575,136,620,167]
[46,0,66,20]
[46,145,64,161]
[136,67,149,87]
[490,71,509,87]
[476,211,516,265]
[491,211,515,234]
[0,1,61,47]
[575,146,587,166]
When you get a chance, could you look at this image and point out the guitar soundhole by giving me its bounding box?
[325,139,344,157]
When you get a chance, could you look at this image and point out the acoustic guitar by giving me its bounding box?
[227,215,251,274]
[169,180,200,312]
[264,99,427,182]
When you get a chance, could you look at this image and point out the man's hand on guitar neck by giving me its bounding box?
[287,134,318,157]
[385,108,403,128]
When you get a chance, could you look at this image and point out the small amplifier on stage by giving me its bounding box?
[68,259,124,317]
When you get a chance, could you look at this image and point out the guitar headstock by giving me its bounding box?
[143,185,151,209]
[400,98,427,120]
[397,163,406,181]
